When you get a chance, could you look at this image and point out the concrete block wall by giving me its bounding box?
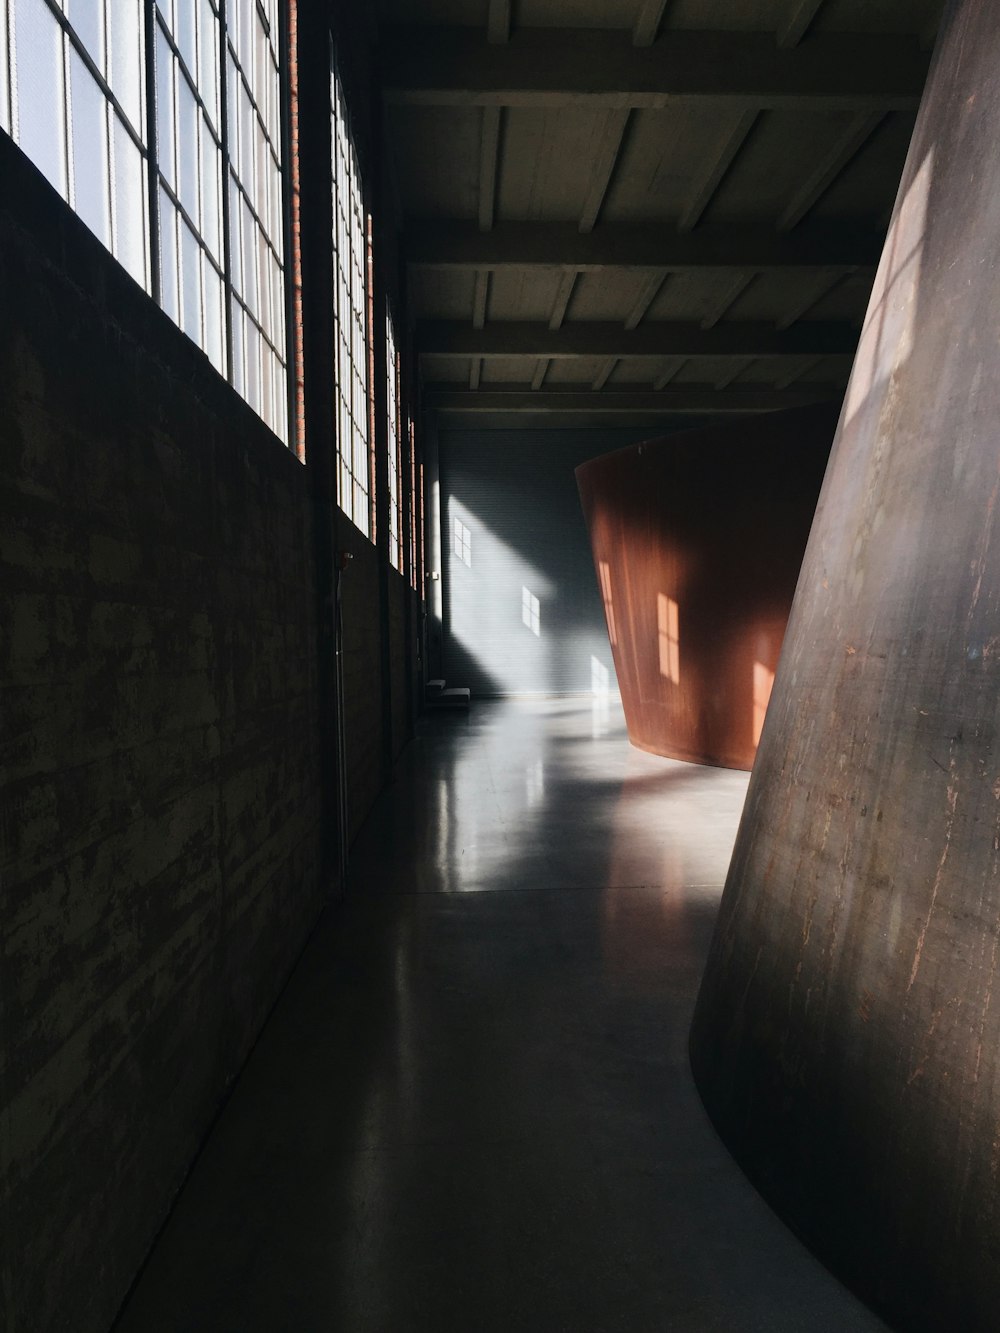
[1,132,332,1331]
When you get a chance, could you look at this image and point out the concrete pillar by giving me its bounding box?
[691,5,1000,1327]
[576,404,836,769]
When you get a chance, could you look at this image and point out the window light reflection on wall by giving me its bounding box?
[453,516,472,567]
[657,593,680,685]
[753,661,776,747]
[598,560,617,646]
[521,586,540,636]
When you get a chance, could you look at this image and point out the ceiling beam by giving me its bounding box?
[487,0,511,44]
[426,385,842,413]
[548,270,579,330]
[405,219,882,271]
[470,357,483,388]
[472,270,490,328]
[478,106,502,231]
[381,28,928,111]
[715,357,754,390]
[777,110,885,230]
[624,272,667,330]
[774,267,846,329]
[678,110,758,232]
[774,354,825,390]
[531,359,550,389]
[579,110,631,233]
[700,273,755,329]
[418,319,859,358]
[654,357,687,389]
[777,0,824,50]
[593,357,618,389]
[633,0,670,48]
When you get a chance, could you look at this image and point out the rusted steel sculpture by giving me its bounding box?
[691,5,1000,1329]
[576,404,836,769]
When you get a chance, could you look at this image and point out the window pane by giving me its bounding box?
[241,198,257,314]
[177,73,199,222]
[257,228,270,339]
[228,172,242,293]
[230,294,245,395]
[14,0,67,196]
[0,0,8,135]
[108,0,143,131]
[245,317,260,411]
[159,187,179,322]
[179,216,201,344]
[198,0,218,128]
[200,123,220,257]
[69,52,111,246]
[260,339,272,429]
[67,0,104,74]
[155,30,175,189]
[175,0,195,78]
[204,259,224,372]
[112,115,147,288]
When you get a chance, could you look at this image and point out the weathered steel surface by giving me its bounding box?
[576,404,836,769]
[691,4,1000,1328]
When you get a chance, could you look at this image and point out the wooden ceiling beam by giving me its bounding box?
[382,28,928,111]
[418,318,859,358]
[405,219,882,271]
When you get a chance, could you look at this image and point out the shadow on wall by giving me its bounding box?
[691,5,1000,1329]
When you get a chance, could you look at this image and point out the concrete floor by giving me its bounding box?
[115,698,887,1332]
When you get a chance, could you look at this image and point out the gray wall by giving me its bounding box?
[440,429,669,696]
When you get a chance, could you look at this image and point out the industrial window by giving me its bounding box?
[409,418,418,592]
[1,0,150,288]
[1,0,293,446]
[417,458,425,599]
[332,57,372,538]
[223,0,288,442]
[386,302,402,570]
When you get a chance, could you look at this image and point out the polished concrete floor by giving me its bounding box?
[116,698,886,1332]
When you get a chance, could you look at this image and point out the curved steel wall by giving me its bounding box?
[576,404,836,769]
[691,5,1000,1328]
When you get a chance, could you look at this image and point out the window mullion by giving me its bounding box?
[218,0,234,382]
[143,0,161,305]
